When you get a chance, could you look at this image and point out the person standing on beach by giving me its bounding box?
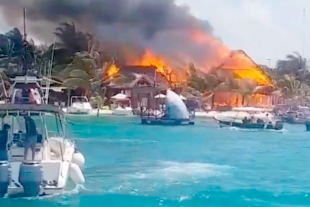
[24,115,37,160]
[264,114,272,129]
[0,124,10,161]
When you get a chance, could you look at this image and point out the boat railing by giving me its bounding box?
[140,107,165,118]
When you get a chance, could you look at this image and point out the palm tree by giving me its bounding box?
[0,28,39,77]
[277,74,302,103]
[0,28,24,74]
[54,22,89,53]
[90,89,107,117]
[186,63,219,93]
[276,52,308,78]
[61,52,98,90]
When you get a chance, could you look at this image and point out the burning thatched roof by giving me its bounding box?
[215,50,274,86]
[108,65,169,88]
[121,65,168,83]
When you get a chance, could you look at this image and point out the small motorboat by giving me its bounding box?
[217,119,283,130]
[214,109,283,130]
[110,93,133,116]
[0,76,86,197]
[66,96,92,115]
[282,111,308,124]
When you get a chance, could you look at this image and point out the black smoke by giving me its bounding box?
[0,0,225,69]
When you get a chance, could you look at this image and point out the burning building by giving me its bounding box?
[106,65,170,109]
[212,50,276,107]
[215,50,273,86]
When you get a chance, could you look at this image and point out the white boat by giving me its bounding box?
[0,76,85,197]
[0,104,85,197]
[214,107,274,122]
[66,96,92,115]
[213,106,284,129]
[110,93,133,116]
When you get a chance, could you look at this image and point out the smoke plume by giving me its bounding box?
[0,0,228,69]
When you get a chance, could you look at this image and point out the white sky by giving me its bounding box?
[0,0,309,67]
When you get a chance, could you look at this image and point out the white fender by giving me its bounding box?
[72,152,85,168]
[69,163,85,184]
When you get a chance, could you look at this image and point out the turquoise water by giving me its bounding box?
[1,116,310,206]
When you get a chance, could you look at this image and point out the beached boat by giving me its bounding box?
[282,111,307,124]
[65,96,92,115]
[281,106,310,124]
[214,107,283,130]
[0,104,85,197]
[141,89,194,125]
[110,93,133,116]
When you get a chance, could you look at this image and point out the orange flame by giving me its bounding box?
[133,49,166,75]
[106,63,119,78]
[132,49,183,84]
[104,29,273,94]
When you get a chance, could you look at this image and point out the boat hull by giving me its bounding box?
[141,117,194,125]
[67,108,91,115]
[218,120,283,130]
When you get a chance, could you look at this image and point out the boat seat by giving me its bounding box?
[13,133,43,148]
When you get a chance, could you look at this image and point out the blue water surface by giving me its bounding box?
[1,116,310,207]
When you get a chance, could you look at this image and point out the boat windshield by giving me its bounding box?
[72,97,88,103]
[0,111,65,143]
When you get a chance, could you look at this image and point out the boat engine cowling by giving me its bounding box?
[18,161,43,197]
[274,121,283,130]
[0,161,10,197]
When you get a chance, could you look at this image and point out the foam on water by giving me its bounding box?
[124,161,231,181]
[223,126,288,133]
[74,137,158,144]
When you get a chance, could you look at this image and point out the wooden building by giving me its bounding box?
[107,65,170,109]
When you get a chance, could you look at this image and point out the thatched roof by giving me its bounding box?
[215,50,274,86]
[120,65,168,84]
[108,65,170,88]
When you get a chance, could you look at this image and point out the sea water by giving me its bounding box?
[1,116,310,207]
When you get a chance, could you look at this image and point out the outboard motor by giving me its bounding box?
[0,161,10,197]
[18,161,43,197]
[274,121,284,130]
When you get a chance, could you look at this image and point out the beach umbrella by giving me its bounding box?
[154,94,166,98]
[111,93,128,100]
